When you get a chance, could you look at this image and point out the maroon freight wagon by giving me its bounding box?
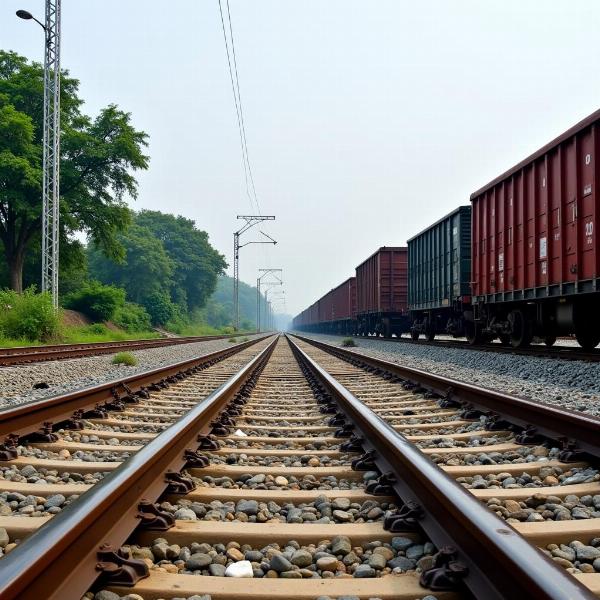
[355,247,410,337]
[470,108,600,348]
[317,277,357,335]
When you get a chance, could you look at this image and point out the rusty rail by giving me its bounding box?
[0,333,256,366]
[287,335,596,600]
[0,335,268,441]
[292,334,600,459]
[0,336,278,600]
[340,332,600,363]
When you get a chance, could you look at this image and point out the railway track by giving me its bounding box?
[0,334,248,367]
[0,333,597,598]
[344,332,600,363]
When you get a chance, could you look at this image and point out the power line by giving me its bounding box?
[217,0,261,214]
[225,0,261,214]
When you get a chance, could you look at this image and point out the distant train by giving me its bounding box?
[293,108,600,349]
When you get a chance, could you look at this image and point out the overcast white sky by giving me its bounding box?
[2,1,600,315]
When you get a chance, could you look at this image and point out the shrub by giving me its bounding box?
[113,302,152,332]
[63,281,126,322]
[87,323,109,335]
[142,292,177,326]
[0,288,60,341]
[111,352,137,366]
[341,337,356,347]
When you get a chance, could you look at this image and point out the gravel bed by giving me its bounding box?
[0,527,17,557]
[0,463,106,487]
[239,429,334,438]
[194,471,369,491]
[0,489,81,516]
[19,446,130,463]
[431,444,553,466]
[458,465,599,490]
[160,496,398,524]
[297,333,600,416]
[125,534,437,578]
[221,439,342,451]
[541,538,600,573]
[62,432,148,446]
[414,433,513,449]
[207,453,352,467]
[0,335,264,407]
[487,493,600,523]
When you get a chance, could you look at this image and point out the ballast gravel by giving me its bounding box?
[124,534,438,579]
[298,333,600,416]
[0,335,264,407]
[159,496,398,524]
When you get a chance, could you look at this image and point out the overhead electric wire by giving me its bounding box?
[225,0,261,214]
[217,0,261,214]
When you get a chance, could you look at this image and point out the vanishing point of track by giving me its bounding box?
[0,333,598,599]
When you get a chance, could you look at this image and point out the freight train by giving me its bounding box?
[293,108,600,349]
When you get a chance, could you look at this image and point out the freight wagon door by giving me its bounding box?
[565,141,579,282]
[580,132,596,280]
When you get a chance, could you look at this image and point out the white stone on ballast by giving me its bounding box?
[225,560,254,577]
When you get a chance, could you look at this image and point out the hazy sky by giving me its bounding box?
[2,1,600,315]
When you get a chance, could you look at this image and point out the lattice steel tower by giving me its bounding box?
[42,0,61,307]
[232,215,275,330]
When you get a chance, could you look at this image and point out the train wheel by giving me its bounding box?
[544,336,556,347]
[508,310,532,348]
[411,330,419,341]
[426,330,435,342]
[465,322,482,345]
[575,329,600,350]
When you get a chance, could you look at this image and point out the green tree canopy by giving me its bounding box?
[0,50,149,292]
[87,210,227,323]
[134,210,227,312]
[87,223,174,304]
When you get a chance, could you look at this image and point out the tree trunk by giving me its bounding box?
[8,251,24,293]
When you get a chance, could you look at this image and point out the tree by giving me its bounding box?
[87,224,173,304]
[0,50,149,292]
[134,211,227,312]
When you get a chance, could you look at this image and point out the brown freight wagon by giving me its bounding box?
[317,277,357,335]
[355,247,410,337]
[470,108,600,348]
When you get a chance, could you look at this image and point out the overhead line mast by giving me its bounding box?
[42,0,61,308]
[233,216,276,331]
[17,1,61,308]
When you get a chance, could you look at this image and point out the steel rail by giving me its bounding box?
[287,335,596,600]
[0,333,255,366]
[345,333,600,363]
[0,335,268,440]
[0,335,279,600]
[292,334,600,459]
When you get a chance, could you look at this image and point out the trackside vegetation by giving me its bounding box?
[0,49,269,347]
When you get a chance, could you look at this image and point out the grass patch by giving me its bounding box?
[240,336,249,342]
[166,322,235,336]
[228,337,238,343]
[0,324,160,349]
[60,324,160,344]
[111,352,138,366]
[341,337,357,347]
